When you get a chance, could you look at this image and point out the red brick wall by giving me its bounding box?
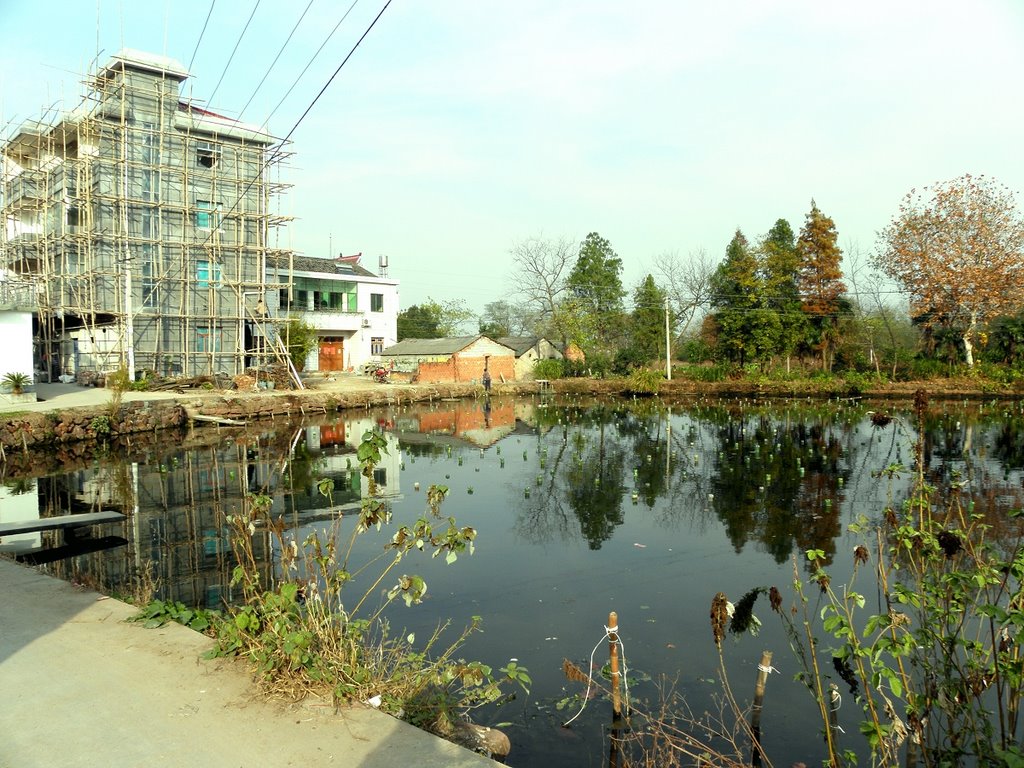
[415,354,516,383]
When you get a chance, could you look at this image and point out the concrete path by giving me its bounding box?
[0,558,500,768]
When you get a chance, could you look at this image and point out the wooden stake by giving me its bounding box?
[608,611,621,718]
[750,650,772,767]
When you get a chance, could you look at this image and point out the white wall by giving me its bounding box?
[0,310,34,383]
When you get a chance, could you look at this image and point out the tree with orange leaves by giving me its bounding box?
[875,174,1024,367]
[797,201,848,371]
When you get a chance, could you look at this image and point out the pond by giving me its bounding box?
[3,393,1024,766]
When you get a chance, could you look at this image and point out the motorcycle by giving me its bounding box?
[372,367,390,384]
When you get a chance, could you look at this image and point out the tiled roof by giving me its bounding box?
[382,336,516,356]
[497,336,545,356]
[266,254,376,278]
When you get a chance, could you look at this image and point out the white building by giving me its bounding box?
[267,252,398,372]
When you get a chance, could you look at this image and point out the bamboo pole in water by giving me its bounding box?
[750,650,772,767]
[608,611,621,718]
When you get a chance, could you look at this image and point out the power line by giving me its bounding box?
[150,0,391,293]
[187,0,217,73]
[258,0,361,132]
[236,0,317,122]
[206,0,262,107]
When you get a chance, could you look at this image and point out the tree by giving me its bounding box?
[710,229,771,365]
[508,235,576,343]
[566,232,626,355]
[281,316,318,371]
[652,247,716,340]
[797,201,848,370]
[875,174,1024,367]
[396,298,473,340]
[397,303,442,340]
[478,300,531,338]
[760,219,807,370]
[628,274,673,367]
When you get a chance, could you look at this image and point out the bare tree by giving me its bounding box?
[508,235,577,342]
[652,248,716,337]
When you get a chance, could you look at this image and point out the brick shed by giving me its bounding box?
[380,336,516,384]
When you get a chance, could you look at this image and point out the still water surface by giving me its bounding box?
[6,394,1024,766]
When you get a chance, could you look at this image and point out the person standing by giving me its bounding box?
[482,369,492,392]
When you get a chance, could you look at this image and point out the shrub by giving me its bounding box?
[625,368,662,396]
[2,371,30,394]
[533,358,564,380]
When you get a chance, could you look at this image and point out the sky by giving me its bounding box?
[2,0,1023,318]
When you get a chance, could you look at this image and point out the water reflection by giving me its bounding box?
[3,396,1024,767]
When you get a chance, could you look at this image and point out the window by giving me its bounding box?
[196,141,221,169]
[195,200,220,229]
[371,293,384,312]
[66,206,80,227]
[295,289,309,310]
[196,325,222,353]
[371,337,384,355]
[196,260,222,288]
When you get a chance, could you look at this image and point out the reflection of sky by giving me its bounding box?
[13,398,1024,768]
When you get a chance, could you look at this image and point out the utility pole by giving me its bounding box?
[664,297,671,380]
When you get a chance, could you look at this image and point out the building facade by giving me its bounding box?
[0,49,291,381]
[267,252,398,372]
[381,336,516,384]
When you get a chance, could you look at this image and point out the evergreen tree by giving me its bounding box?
[628,274,673,366]
[710,229,773,365]
[797,201,848,370]
[565,232,626,356]
[761,218,807,369]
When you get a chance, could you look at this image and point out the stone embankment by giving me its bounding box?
[0,381,539,460]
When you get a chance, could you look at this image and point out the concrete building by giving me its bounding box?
[496,336,563,380]
[268,252,398,372]
[0,273,36,395]
[380,336,515,384]
[0,49,292,382]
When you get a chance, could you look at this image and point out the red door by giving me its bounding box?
[319,337,345,371]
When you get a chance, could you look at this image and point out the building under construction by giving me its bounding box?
[0,49,292,381]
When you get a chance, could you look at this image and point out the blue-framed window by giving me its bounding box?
[196,260,222,288]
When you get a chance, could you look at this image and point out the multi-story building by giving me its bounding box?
[0,49,291,381]
[268,252,399,372]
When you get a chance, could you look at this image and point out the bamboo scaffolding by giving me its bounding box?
[0,51,295,382]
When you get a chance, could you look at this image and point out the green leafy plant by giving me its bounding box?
[2,371,30,394]
[754,392,1024,767]
[200,428,527,740]
[130,598,217,633]
[625,367,662,396]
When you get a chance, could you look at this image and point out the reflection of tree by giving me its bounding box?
[708,411,848,565]
[563,406,628,549]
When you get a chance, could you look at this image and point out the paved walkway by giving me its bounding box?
[0,558,500,768]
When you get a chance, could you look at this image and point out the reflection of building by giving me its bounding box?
[276,417,403,523]
[0,480,41,552]
[381,336,515,383]
[397,399,517,448]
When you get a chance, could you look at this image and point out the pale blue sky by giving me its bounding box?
[2,1,1022,314]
